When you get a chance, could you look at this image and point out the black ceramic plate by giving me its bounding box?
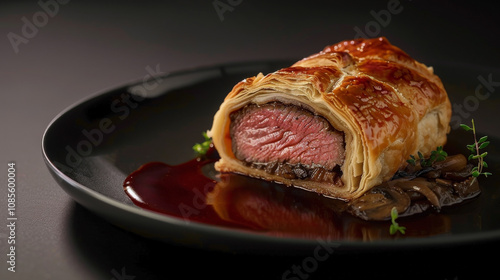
[42,61,500,255]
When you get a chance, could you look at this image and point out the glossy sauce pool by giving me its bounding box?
[123,148,457,240]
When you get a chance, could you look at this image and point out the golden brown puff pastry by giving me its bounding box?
[209,37,451,200]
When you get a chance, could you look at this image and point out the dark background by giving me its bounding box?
[1,0,499,279]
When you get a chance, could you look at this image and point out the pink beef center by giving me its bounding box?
[230,102,345,171]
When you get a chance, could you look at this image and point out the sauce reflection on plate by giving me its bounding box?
[123,149,451,241]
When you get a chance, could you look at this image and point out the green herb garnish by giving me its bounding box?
[192,131,212,156]
[460,119,492,178]
[389,207,406,235]
[406,146,448,167]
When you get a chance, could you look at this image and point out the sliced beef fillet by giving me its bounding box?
[230,102,345,182]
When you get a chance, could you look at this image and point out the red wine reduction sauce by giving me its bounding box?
[123,149,240,228]
[123,148,458,240]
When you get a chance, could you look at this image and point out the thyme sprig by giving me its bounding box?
[406,146,448,167]
[389,207,406,235]
[460,119,492,178]
[192,131,212,156]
